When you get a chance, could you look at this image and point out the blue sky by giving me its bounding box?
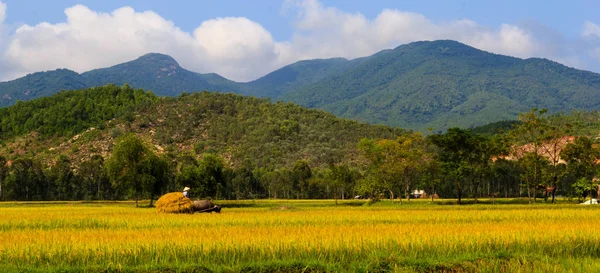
[0,0,599,82]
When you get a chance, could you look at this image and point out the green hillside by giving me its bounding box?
[0,69,88,108]
[5,85,600,202]
[0,85,405,170]
[241,58,351,98]
[279,40,600,132]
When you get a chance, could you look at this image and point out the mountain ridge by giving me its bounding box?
[276,40,600,131]
[0,53,241,107]
[2,40,600,131]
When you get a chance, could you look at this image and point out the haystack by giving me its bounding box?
[155,192,195,214]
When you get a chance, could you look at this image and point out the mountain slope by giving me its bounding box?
[0,54,242,107]
[81,53,240,97]
[241,58,351,98]
[278,40,600,132]
[0,69,88,108]
[0,85,405,170]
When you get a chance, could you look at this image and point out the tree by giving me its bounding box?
[468,134,500,203]
[0,156,7,201]
[4,158,46,201]
[537,114,571,203]
[144,153,170,206]
[232,162,259,200]
[326,164,356,205]
[106,133,163,207]
[197,153,226,199]
[518,152,550,203]
[491,158,521,198]
[256,168,292,199]
[49,155,76,200]
[175,156,201,197]
[290,160,312,199]
[561,136,600,202]
[418,158,441,203]
[254,168,275,198]
[357,138,398,202]
[572,178,599,202]
[79,155,110,200]
[429,128,477,204]
[509,109,551,203]
[394,133,431,204]
[358,133,430,204]
[355,175,384,201]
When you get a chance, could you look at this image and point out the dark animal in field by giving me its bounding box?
[536,185,557,201]
[193,200,221,213]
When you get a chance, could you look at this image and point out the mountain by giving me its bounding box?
[240,54,385,99]
[81,53,240,97]
[274,40,600,132]
[241,58,352,98]
[2,40,600,132]
[0,53,241,107]
[0,69,88,107]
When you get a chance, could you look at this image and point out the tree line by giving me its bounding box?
[1,85,600,203]
[1,108,599,204]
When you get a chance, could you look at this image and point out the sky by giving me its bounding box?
[0,0,599,82]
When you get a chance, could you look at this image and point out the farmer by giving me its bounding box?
[183,187,190,198]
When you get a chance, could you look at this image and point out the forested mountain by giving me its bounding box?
[2,40,600,131]
[276,40,600,132]
[0,69,88,107]
[240,58,353,98]
[81,53,240,97]
[0,54,241,107]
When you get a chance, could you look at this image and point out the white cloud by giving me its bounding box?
[0,0,598,83]
[0,1,10,80]
[194,18,275,61]
[4,5,195,78]
[0,0,5,37]
[0,1,5,24]
[191,17,281,79]
[583,21,600,38]
[283,0,539,61]
[1,4,284,81]
[581,22,600,64]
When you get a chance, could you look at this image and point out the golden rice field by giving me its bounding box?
[1,199,600,272]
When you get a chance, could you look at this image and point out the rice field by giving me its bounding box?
[1,199,599,272]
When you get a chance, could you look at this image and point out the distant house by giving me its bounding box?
[411,189,425,199]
